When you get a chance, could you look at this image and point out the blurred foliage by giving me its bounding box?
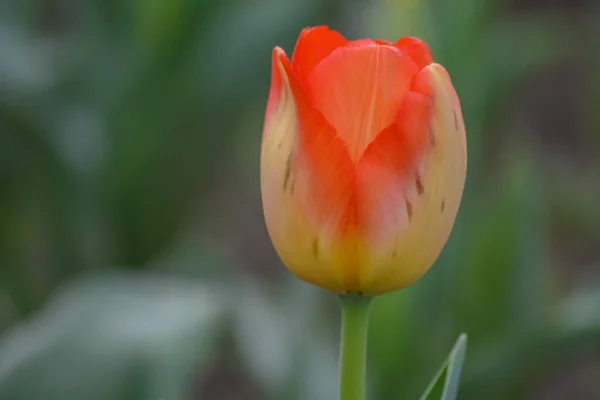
[0,0,599,399]
[0,271,225,400]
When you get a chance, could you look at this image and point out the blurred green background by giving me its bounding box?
[0,0,599,399]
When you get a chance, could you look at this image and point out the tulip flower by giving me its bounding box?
[261,26,467,400]
[261,26,466,296]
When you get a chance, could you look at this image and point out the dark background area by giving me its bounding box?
[0,0,599,399]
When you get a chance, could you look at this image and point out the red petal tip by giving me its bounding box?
[291,26,348,84]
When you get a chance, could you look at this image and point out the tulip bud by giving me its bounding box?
[261,26,467,296]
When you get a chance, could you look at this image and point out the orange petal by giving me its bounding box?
[261,47,359,293]
[356,92,431,246]
[409,64,435,98]
[306,43,418,161]
[396,91,433,150]
[280,50,358,245]
[291,26,348,86]
[395,37,433,70]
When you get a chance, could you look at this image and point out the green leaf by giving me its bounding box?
[419,334,467,400]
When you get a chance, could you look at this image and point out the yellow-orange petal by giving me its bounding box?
[265,48,285,121]
[357,64,467,295]
[261,47,359,293]
[355,91,431,244]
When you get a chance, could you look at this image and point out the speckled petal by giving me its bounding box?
[358,64,467,295]
[261,47,360,293]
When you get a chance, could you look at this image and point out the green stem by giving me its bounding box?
[339,295,372,400]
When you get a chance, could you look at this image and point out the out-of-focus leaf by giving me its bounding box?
[556,287,600,338]
[0,271,226,400]
[233,276,338,400]
[0,26,54,96]
[462,287,600,399]
[369,290,415,397]
[419,334,467,400]
[454,148,548,337]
